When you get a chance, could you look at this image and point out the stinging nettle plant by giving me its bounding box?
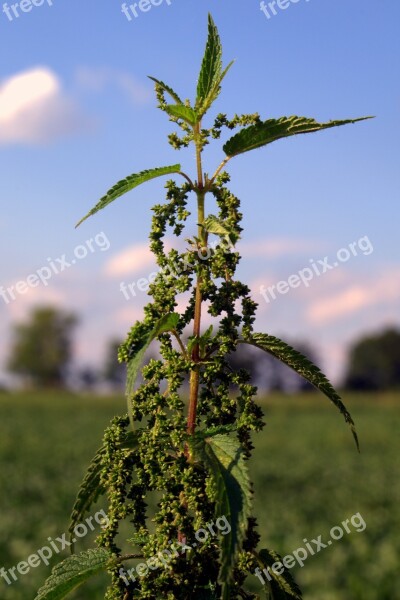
[35,15,371,600]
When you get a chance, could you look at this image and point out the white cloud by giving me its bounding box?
[307,269,400,324]
[0,67,91,145]
[308,286,371,324]
[0,68,57,120]
[113,305,146,327]
[104,243,156,278]
[104,241,174,278]
[76,67,151,105]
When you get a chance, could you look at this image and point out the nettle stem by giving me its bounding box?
[187,123,206,437]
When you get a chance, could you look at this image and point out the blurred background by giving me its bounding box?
[0,1,399,598]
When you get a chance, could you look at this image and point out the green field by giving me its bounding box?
[0,391,398,600]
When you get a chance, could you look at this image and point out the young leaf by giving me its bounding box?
[240,333,359,450]
[76,165,181,227]
[190,433,252,598]
[223,116,373,158]
[34,548,112,600]
[202,215,239,244]
[198,60,234,120]
[196,15,234,118]
[148,76,183,104]
[126,313,180,426]
[68,431,139,548]
[196,14,222,107]
[256,548,303,600]
[187,325,215,357]
[165,104,199,126]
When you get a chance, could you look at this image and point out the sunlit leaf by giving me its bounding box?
[76,165,181,227]
[223,116,373,157]
[196,14,234,118]
[165,104,198,125]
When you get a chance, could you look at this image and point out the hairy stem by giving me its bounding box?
[187,123,206,437]
[194,123,204,191]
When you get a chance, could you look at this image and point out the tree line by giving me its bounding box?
[4,305,400,392]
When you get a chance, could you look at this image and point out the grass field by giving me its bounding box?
[0,391,398,600]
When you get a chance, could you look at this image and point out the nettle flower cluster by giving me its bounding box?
[35,14,370,600]
[99,172,264,600]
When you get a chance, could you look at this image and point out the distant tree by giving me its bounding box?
[103,339,126,390]
[344,328,400,390]
[77,366,100,391]
[8,306,77,388]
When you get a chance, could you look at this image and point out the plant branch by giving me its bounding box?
[209,155,232,186]
[172,330,189,360]
[116,554,144,563]
[178,171,195,188]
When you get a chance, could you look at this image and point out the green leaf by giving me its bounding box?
[148,76,183,105]
[201,424,237,437]
[198,324,214,354]
[190,433,252,598]
[165,104,198,126]
[197,14,222,106]
[68,431,139,548]
[202,215,239,244]
[198,60,234,119]
[241,333,359,450]
[196,15,234,118]
[76,165,181,227]
[68,445,106,549]
[223,115,374,157]
[202,215,231,237]
[256,549,302,600]
[187,325,215,356]
[126,313,180,427]
[34,548,111,600]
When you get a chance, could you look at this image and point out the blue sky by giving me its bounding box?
[0,0,399,384]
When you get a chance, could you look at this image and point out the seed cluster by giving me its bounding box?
[96,161,265,598]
